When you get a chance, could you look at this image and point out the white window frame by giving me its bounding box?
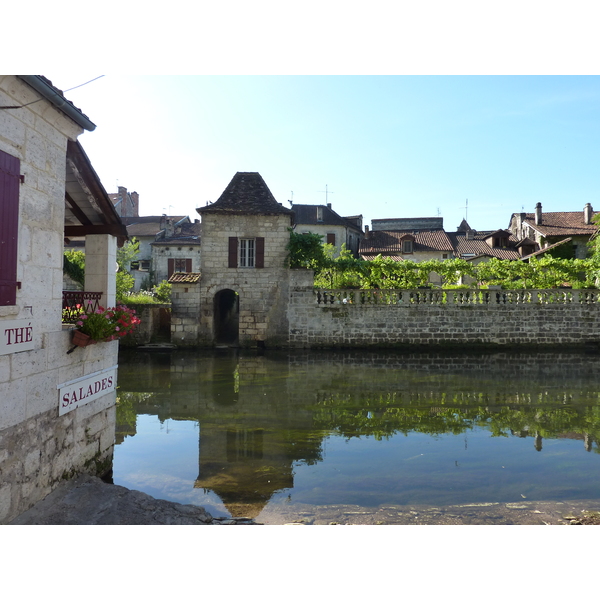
[239,238,255,268]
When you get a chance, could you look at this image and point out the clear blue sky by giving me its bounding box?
[52,74,600,234]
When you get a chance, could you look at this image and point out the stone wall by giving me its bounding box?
[197,213,292,347]
[0,77,119,523]
[0,332,118,523]
[288,275,600,349]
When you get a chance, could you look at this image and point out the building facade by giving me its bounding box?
[0,76,126,523]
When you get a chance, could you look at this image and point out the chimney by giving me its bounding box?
[327,203,332,210]
[131,191,139,217]
[364,225,370,239]
[118,186,128,217]
[165,218,175,238]
[466,229,474,240]
[584,203,593,225]
[535,202,542,225]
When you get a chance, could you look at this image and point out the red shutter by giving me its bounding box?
[255,237,265,268]
[0,150,20,306]
[327,233,336,245]
[185,258,192,272]
[168,258,174,278]
[228,237,238,268]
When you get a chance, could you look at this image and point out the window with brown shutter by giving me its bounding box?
[255,237,265,268]
[326,233,336,246]
[228,237,238,268]
[0,150,20,306]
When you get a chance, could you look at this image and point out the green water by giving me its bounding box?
[113,348,600,520]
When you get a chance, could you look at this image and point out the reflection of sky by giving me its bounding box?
[113,415,230,517]
[113,413,600,515]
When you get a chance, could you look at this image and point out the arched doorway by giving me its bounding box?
[214,289,239,345]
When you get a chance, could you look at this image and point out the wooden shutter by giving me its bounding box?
[167,258,174,278]
[185,258,192,272]
[255,237,265,268]
[228,237,238,268]
[326,233,336,245]
[0,150,20,306]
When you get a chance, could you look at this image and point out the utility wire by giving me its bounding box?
[0,75,105,110]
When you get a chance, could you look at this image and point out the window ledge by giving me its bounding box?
[0,306,20,318]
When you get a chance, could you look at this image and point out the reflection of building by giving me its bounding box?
[116,350,324,517]
[194,425,294,518]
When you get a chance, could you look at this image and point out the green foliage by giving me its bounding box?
[117,237,140,270]
[309,253,596,291]
[63,250,86,287]
[152,280,172,302]
[116,238,140,302]
[287,230,328,269]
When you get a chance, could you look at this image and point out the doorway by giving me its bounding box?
[214,289,239,345]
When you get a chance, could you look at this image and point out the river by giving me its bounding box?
[113,348,600,523]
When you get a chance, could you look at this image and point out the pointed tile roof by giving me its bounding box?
[197,172,293,217]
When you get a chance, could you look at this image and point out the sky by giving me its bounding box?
[51,74,600,234]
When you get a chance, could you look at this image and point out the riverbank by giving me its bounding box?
[8,475,600,525]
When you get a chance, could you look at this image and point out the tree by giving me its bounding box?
[287,230,328,269]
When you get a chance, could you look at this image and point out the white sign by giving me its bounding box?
[58,366,118,416]
[1,319,34,356]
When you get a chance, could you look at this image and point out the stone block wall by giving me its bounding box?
[0,77,119,523]
[198,213,292,347]
[287,278,600,349]
[171,283,202,345]
[0,332,118,523]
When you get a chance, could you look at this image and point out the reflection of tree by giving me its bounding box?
[115,391,156,444]
[310,391,600,452]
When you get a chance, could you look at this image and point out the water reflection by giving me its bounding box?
[115,349,600,518]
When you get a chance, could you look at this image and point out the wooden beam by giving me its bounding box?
[64,224,128,238]
[65,192,94,226]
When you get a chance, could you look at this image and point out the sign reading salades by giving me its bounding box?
[1,319,34,356]
[58,366,118,416]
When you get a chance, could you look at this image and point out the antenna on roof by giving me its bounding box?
[319,184,334,203]
[288,191,293,207]
[464,198,468,221]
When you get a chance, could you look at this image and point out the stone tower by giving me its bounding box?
[194,172,294,347]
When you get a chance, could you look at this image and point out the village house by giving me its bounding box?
[509,203,596,259]
[117,213,201,290]
[170,171,294,347]
[291,202,364,257]
[0,75,127,523]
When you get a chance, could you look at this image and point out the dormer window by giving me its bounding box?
[402,240,413,254]
[317,206,323,222]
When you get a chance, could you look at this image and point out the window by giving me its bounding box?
[0,150,20,306]
[402,240,413,254]
[239,238,255,267]
[317,206,323,222]
[228,237,265,268]
[139,260,151,271]
[326,233,336,245]
[167,258,192,278]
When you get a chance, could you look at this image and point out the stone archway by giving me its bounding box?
[214,289,239,345]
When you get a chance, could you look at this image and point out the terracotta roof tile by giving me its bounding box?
[447,230,521,260]
[522,211,597,237]
[168,272,201,284]
[360,229,454,254]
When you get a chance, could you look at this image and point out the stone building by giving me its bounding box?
[120,214,200,290]
[291,203,363,257]
[0,75,127,523]
[171,172,293,347]
[509,203,597,259]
